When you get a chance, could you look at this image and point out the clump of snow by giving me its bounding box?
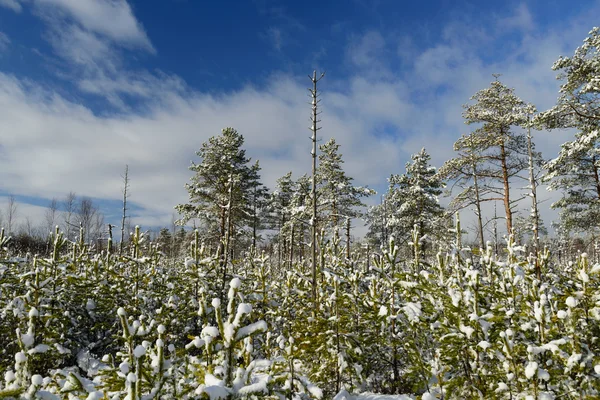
[86,392,104,400]
[403,302,422,323]
[133,345,146,358]
[212,298,221,308]
[28,344,50,354]
[117,307,127,317]
[525,361,538,379]
[31,374,43,386]
[21,333,35,348]
[237,303,252,315]
[127,372,137,383]
[230,277,242,289]
[15,351,26,363]
[4,370,15,383]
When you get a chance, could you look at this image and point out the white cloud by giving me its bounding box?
[0,0,23,13]
[265,27,283,51]
[498,3,534,33]
[35,0,154,52]
[0,32,10,52]
[0,70,409,228]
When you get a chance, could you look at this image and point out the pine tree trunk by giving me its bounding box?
[346,217,351,259]
[592,155,600,199]
[472,162,485,250]
[500,137,513,234]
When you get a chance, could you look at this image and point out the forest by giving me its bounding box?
[1,23,600,400]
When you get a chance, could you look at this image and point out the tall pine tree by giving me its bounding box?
[175,127,263,261]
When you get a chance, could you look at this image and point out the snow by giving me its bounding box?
[4,370,15,382]
[525,361,538,379]
[133,345,146,358]
[28,344,50,354]
[235,320,267,341]
[202,325,220,338]
[86,392,104,400]
[15,351,26,363]
[29,307,39,317]
[237,303,252,315]
[229,277,242,290]
[477,341,491,350]
[117,307,127,316]
[566,296,577,308]
[402,302,422,323]
[459,324,475,339]
[212,298,221,308]
[334,390,415,400]
[237,379,268,395]
[157,324,166,334]
[120,362,130,374]
[127,372,137,383]
[21,333,35,348]
[86,299,96,311]
[32,374,44,385]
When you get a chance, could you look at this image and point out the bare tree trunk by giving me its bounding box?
[120,165,129,255]
[289,222,294,269]
[527,116,541,279]
[309,70,324,304]
[63,192,76,241]
[6,195,18,235]
[221,174,234,297]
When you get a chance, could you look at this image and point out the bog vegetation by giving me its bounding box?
[2,26,600,400]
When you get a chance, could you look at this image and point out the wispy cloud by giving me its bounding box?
[35,0,154,52]
[0,0,157,109]
[265,27,283,51]
[0,0,23,13]
[0,32,10,52]
[497,3,534,33]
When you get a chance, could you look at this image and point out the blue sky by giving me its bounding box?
[0,0,598,235]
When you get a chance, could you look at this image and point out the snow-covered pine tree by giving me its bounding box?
[544,130,600,234]
[372,148,445,251]
[245,161,270,251]
[268,172,296,267]
[538,27,600,238]
[463,76,533,234]
[540,27,600,131]
[317,138,375,256]
[175,127,264,277]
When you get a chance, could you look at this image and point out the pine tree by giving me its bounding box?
[544,130,600,234]
[541,27,600,131]
[175,127,263,264]
[371,149,445,249]
[463,77,533,234]
[539,27,600,236]
[269,172,296,266]
[317,138,375,252]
